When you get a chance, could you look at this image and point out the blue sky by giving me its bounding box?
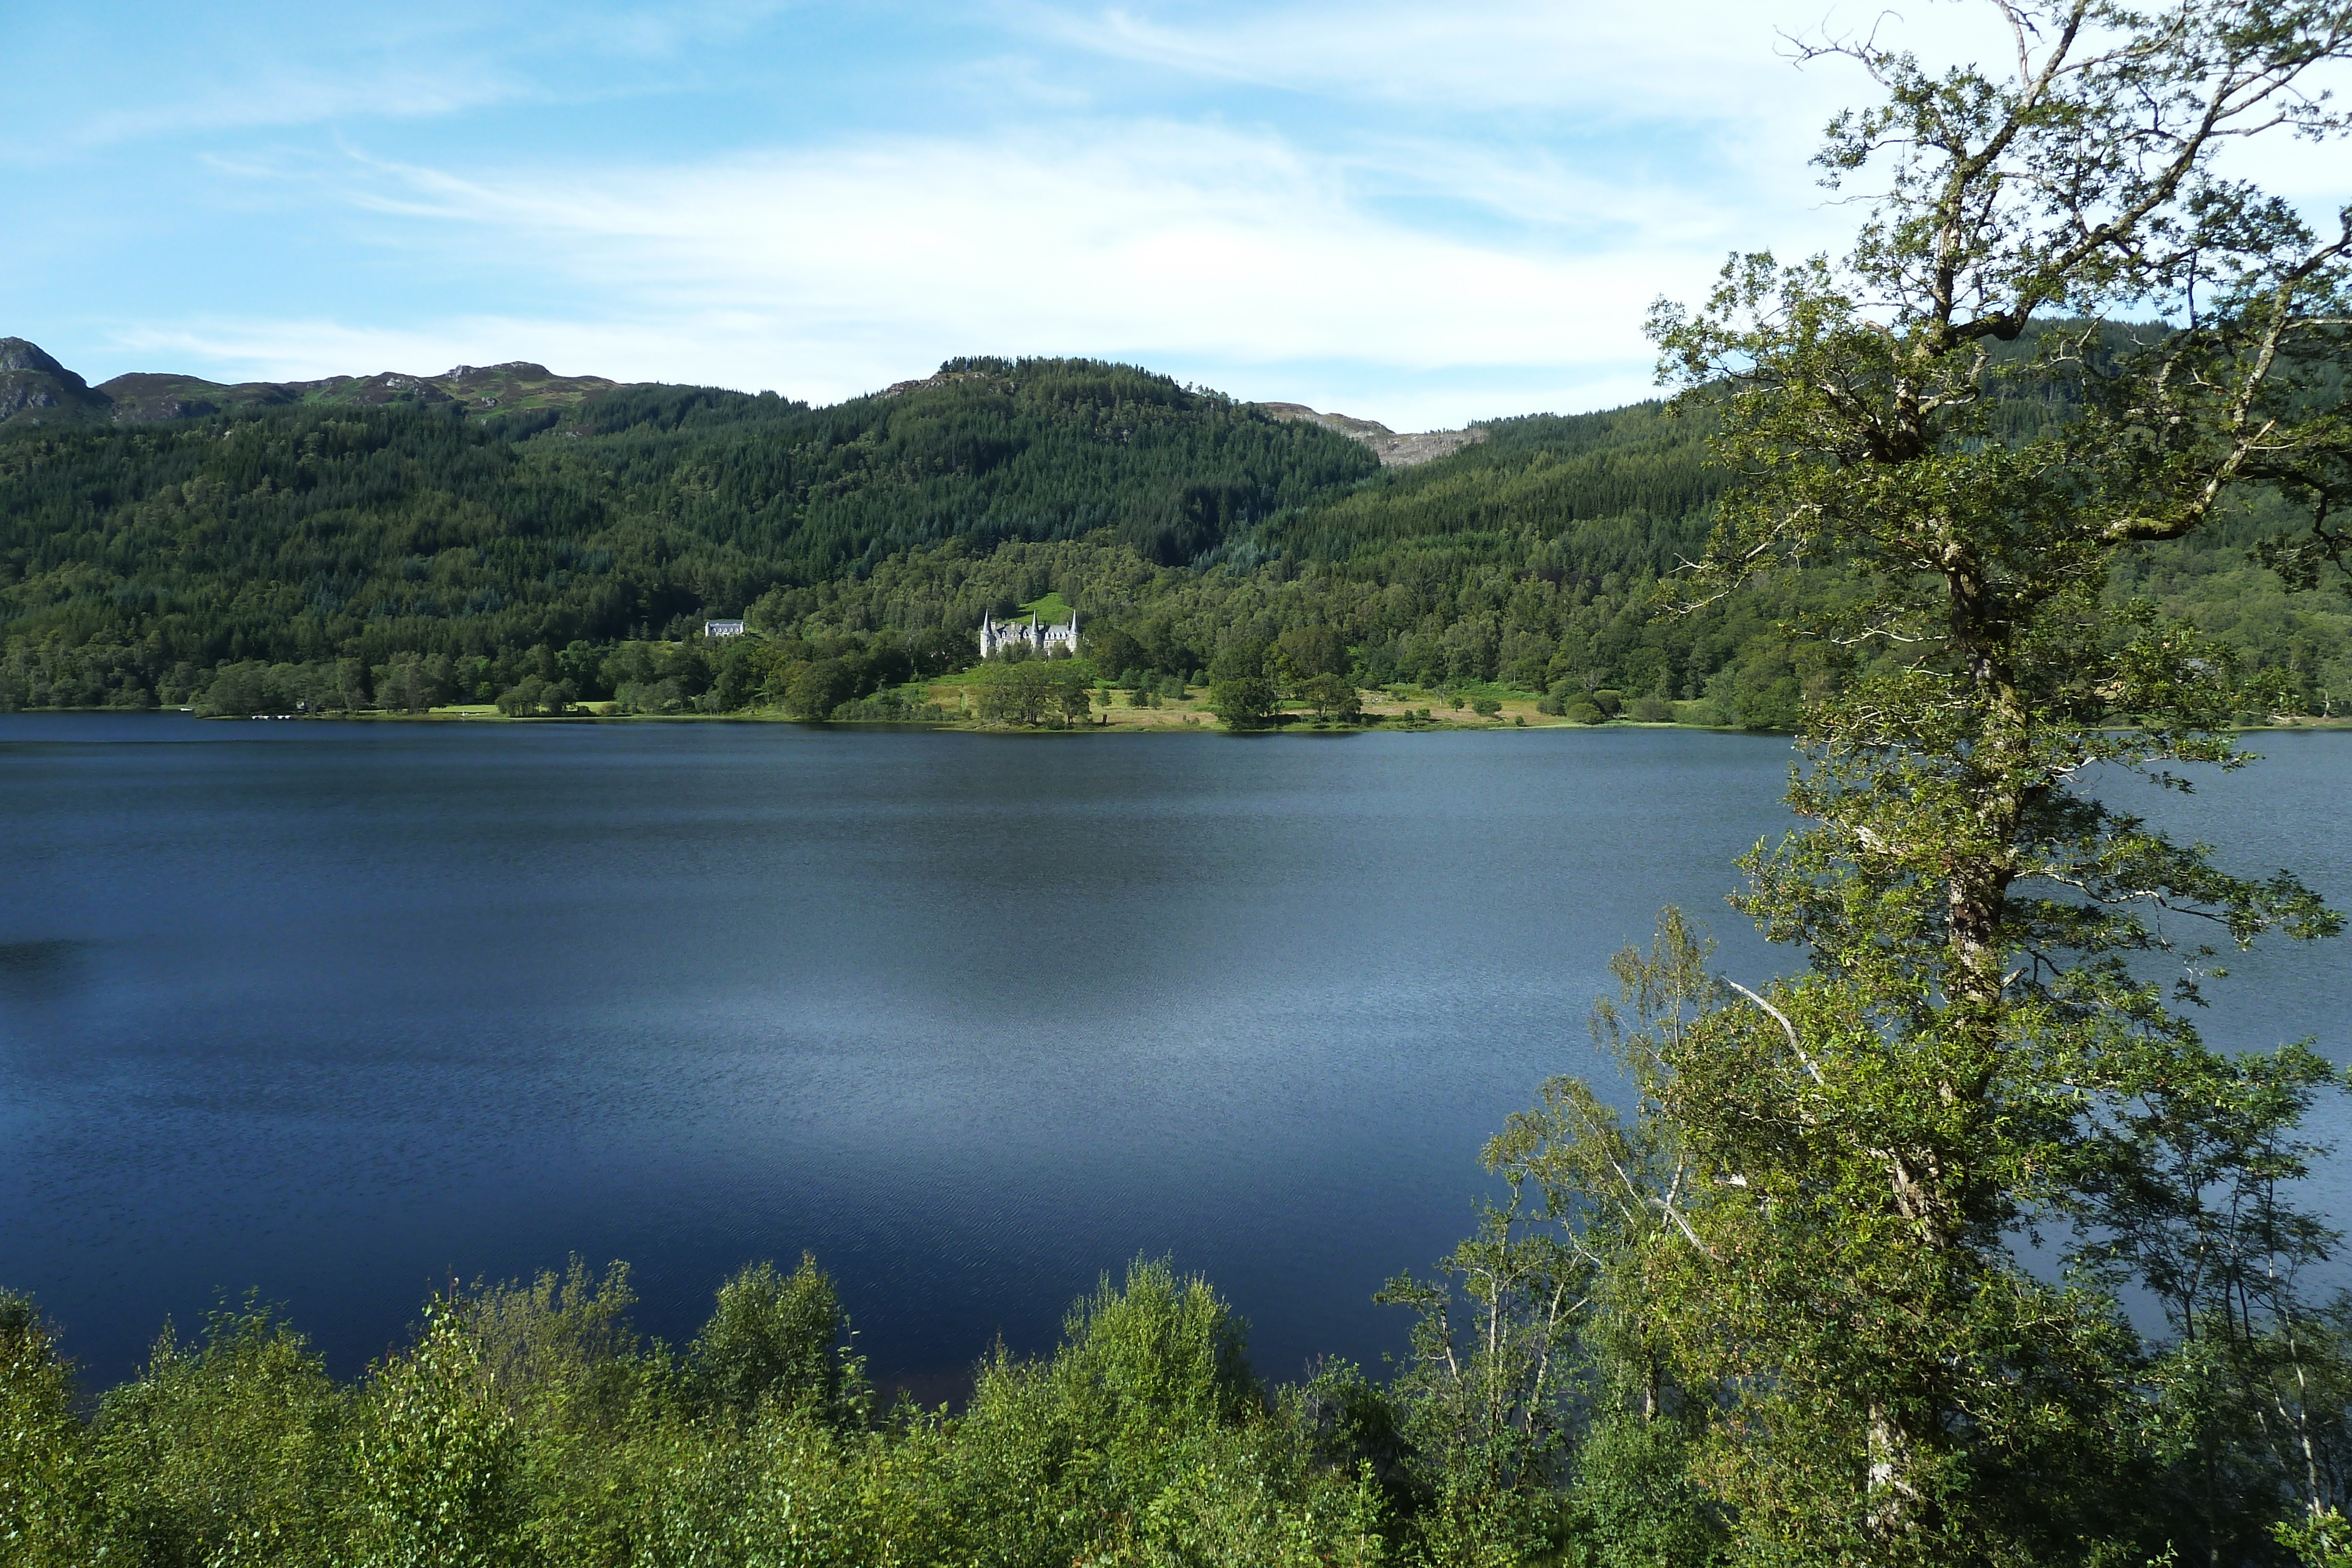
[8,2,2346,430]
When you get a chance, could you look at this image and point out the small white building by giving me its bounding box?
[704,619,747,638]
[979,611,1079,659]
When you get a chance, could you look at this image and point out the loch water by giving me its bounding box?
[4,712,2347,1395]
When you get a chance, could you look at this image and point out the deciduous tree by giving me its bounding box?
[1599,1,2352,1557]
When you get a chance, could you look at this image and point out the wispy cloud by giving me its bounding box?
[1010,0,2043,220]
[1018,0,2008,118]
[77,79,1885,426]
[1024,0,1772,111]
[4,2,804,163]
[32,1,2346,432]
[287,121,1754,410]
[66,63,529,152]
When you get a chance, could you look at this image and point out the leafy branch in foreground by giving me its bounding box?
[1499,2,2352,1561]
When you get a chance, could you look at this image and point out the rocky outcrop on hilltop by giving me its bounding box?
[1256,402,1488,467]
[877,369,1000,399]
[392,362,620,411]
[0,337,115,427]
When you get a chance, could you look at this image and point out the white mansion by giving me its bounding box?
[979,611,1080,659]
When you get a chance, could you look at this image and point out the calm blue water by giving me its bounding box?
[2,713,2346,1395]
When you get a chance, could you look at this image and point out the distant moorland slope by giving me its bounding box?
[1,337,623,432]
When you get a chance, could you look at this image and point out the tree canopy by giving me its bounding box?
[9,338,2352,727]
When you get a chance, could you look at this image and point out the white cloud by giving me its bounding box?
[8,2,801,162]
[256,118,1772,422]
[61,2,2351,430]
[1021,1,2010,124]
[67,61,527,151]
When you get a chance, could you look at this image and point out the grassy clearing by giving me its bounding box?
[1014,590,1077,624]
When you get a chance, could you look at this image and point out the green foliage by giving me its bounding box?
[350,1298,527,1568]
[1562,1413,1720,1568]
[7,336,2349,728]
[1045,1257,1259,1433]
[687,1255,866,1429]
[970,657,1094,726]
[625,1406,947,1567]
[1375,1196,1580,1510]
[2280,1507,2352,1568]
[494,676,578,716]
[1301,671,1364,721]
[4,1256,1398,1568]
[0,357,1373,710]
[1205,643,1280,730]
[92,1301,351,1566]
[0,1292,93,1568]
[934,1258,1387,1567]
[20,4,2352,1560]
[1366,12,2352,1567]
[1276,622,1347,678]
[787,658,860,721]
[1626,694,1673,723]
[1461,5,2352,1563]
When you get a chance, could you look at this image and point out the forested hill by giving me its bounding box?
[0,355,1372,694]
[2,342,2348,721]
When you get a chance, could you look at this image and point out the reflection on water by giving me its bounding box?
[0,940,86,1005]
[2,711,2344,1395]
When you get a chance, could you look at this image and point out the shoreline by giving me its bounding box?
[12,706,2352,738]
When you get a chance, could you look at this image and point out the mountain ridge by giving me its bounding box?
[0,339,624,429]
[0,337,1478,461]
